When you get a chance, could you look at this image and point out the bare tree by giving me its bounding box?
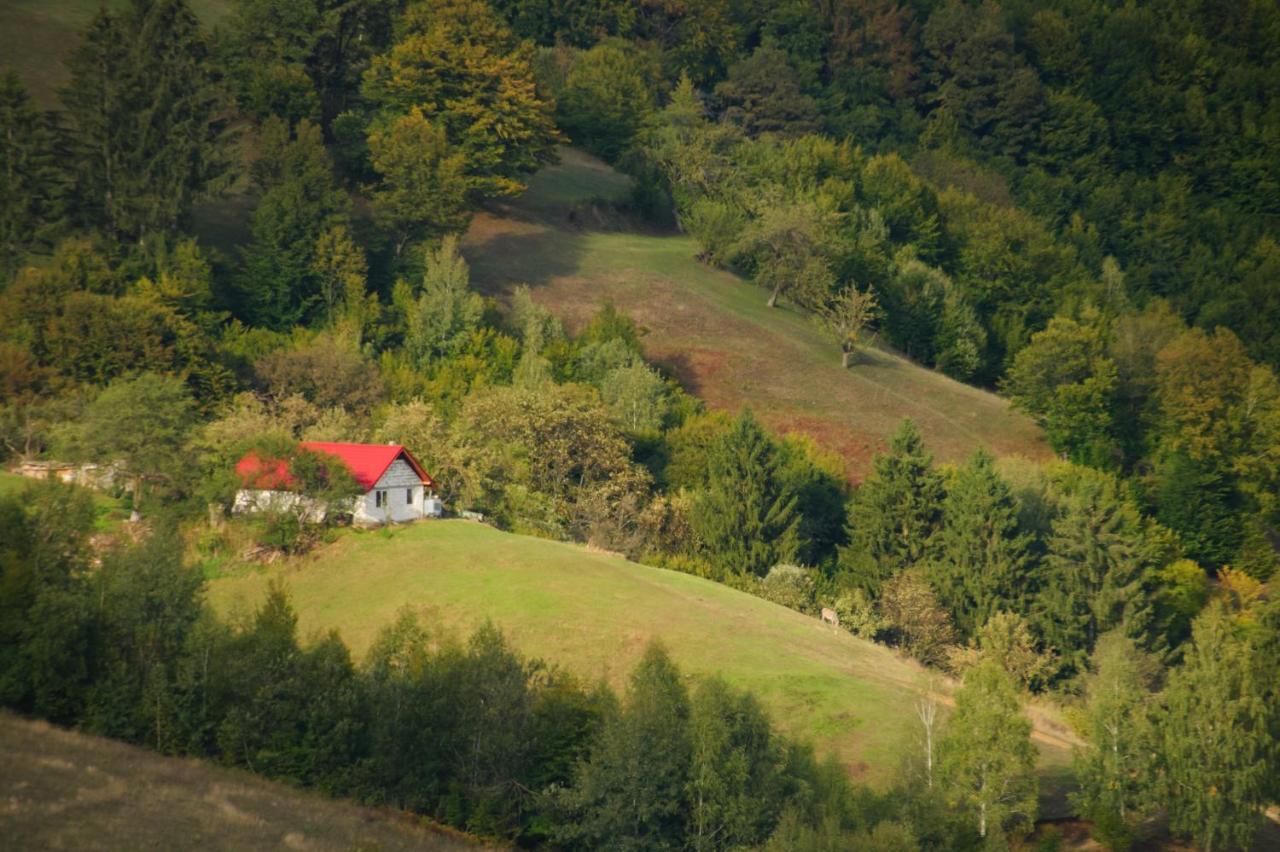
[916,677,940,789]
[818,285,880,368]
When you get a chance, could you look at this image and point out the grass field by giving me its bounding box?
[208,520,1078,814]
[0,712,486,850]
[0,0,232,107]
[465,148,1050,480]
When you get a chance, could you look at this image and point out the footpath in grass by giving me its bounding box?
[464,148,1050,480]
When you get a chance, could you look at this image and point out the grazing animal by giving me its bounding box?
[820,607,840,629]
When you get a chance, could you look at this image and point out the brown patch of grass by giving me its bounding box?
[0,713,491,851]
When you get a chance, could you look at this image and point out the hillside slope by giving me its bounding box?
[208,520,1075,807]
[464,148,1050,479]
[0,712,485,851]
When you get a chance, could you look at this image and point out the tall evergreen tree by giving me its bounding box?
[929,450,1034,637]
[238,118,349,328]
[0,72,68,277]
[556,643,691,850]
[1071,632,1157,851]
[61,0,229,242]
[689,411,799,577]
[1157,603,1271,852]
[937,659,1038,845]
[1032,474,1156,680]
[842,419,944,593]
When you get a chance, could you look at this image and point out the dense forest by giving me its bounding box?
[2,0,1279,849]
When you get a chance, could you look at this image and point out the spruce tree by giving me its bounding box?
[62,0,229,242]
[238,118,349,328]
[0,72,69,277]
[1157,603,1270,852]
[689,410,799,577]
[937,659,1038,844]
[842,419,944,593]
[1071,632,1157,851]
[557,643,691,850]
[1032,474,1155,680]
[930,450,1034,637]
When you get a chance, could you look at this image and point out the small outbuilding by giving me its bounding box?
[234,442,441,525]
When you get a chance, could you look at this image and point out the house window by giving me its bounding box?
[375,490,387,508]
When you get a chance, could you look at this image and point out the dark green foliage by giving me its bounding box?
[689,410,800,577]
[841,419,944,593]
[714,43,820,138]
[238,119,350,328]
[554,642,691,850]
[1032,473,1159,681]
[0,72,68,278]
[1156,603,1271,852]
[61,0,230,242]
[929,451,1034,638]
[1152,452,1243,571]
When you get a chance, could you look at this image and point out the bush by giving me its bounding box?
[760,564,817,614]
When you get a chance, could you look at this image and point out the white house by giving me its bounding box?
[234,442,441,525]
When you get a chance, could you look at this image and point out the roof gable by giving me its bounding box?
[236,443,435,492]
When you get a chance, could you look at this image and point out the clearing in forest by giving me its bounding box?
[463,148,1050,480]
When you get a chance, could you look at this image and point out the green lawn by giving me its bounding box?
[465,148,1050,480]
[208,520,1076,808]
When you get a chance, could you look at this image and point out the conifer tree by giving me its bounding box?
[938,659,1038,845]
[62,0,229,242]
[1032,473,1156,680]
[0,72,68,277]
[842,419,944,593]
[930,450,1034,637]
[690,411,799,577]
[1157,603,1270,852]
[556,642,691,850]
[1071,632,1156,851]
[238,118,349,328]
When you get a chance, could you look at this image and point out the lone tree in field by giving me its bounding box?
[938,659,1038,845]
[818,285,880,368]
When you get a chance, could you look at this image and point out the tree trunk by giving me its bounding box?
[841,349,851,369]
[767,283,781,308]
[130,474,142,523]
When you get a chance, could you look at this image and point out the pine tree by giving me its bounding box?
[930,450,1034,637]
[689,411,799,577]
[1071,632,1156,851]
[557,642,691,850]
[1032,474,1155,680]
[238,118,349,328]
[842,419,944,593]
[0,72,69,277]
[938,659,1038,845]
[1157,603,1270,852]
[62,0,230,242]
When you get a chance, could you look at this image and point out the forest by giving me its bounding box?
[1,0,1279,849]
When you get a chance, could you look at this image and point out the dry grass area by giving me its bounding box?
[465,148,1050,481]
[0,712,488,851]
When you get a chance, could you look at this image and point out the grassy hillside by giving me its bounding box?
[0,0,232,107]
[208,520,1076,809]
[464,148,1050,480]
[0,712,485,851]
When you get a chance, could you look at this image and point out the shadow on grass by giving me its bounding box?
[463,216,588,298]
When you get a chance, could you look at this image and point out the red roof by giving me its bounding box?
[236,443,434,492]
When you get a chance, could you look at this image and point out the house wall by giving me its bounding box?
[354,458,425,525]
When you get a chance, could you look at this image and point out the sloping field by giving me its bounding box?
[208,520,1076,806]
[0,0,232,108]
[0,712,485,851]
[464,148,1050,480]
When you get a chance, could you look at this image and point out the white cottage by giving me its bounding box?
[234,442,441,525]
